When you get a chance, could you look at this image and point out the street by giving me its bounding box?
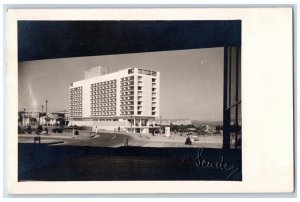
[18,131,223,148]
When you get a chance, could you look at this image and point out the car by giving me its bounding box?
[68,125,79,130]
[52,127,63,133]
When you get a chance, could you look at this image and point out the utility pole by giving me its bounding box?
[160,115,162,135]
[40,105,43,125]
[23,108,26,127]
[45,100,48,126]
[131,113,133,132]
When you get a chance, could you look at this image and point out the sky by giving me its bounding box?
[18,48,224,121]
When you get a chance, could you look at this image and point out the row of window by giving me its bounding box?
[70,101,82,105]
[91,103,116,108]
[91,99,116,103]
[121,91,134,96]
[70,86,82,90]
[91,84,116,90]
[121,106,134,110]
[70,98,82,102]
[91,94,116,100]
[91,80,117,87]
[91,112,116,116]
[121,76,134,81]
[121,86,134,91]
[121,96,134,101]
[70,109,82,112]
[70,87,82,94]
[91,107,116,112]
[91,89,116,95]
[70,113,82,117]
[121,111,134,115]
[70,105,82,109]
[70,94,82,98]
[121,101,134,106]
[121,81,134,87]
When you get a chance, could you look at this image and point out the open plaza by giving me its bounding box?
[18,127,223,148]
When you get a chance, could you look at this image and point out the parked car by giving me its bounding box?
[52,127,63,133]
[68,125,79,130]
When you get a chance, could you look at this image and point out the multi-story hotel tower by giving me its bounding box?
[69,66,160,133]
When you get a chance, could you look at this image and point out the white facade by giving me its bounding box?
[69,67,160,133]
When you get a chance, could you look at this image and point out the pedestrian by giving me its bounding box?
[185,136,192,145]
[45,127,48,135]
[124,137,129,146]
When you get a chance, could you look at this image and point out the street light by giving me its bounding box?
[23,108,26,127]
[45,100,48,126]
[40,105,43,125]
[130,113,133,132]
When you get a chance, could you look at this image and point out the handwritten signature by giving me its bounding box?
[180,148,240,180]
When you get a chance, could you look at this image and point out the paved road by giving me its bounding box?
[19,133,147,147]
[18,132,223,148]
[62,133,145,147]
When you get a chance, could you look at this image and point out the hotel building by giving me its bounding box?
[69,66,160,133]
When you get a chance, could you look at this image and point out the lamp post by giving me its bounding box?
[23,108,26,127]
[160,115,162,135]
[131,113,133,132]
[41,105,43,125]
[45,100,48,126]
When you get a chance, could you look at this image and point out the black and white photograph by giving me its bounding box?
[17,20,242,181]
[5,7,294,194]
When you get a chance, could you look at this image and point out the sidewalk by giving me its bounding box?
[18,131,98,140]
[123,132,223,147]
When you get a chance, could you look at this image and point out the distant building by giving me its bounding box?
[158,119,192,126]
[69,67,160,133]
[19,110,70,127]
[160,120,171,125]
[171,119,192,125]
[50,110,70,126]
[19,112,43,126]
